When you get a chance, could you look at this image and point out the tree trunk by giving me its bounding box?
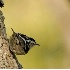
[0,10,23,69]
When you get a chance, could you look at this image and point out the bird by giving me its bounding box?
[9,28,40,55]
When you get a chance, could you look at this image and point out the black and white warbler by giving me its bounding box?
[9,28,40,55]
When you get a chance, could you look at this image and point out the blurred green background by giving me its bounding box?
[1,0,70,69]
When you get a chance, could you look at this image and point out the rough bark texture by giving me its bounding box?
[0,10,23,69]
[0,36,22,69]
[0,0,23,69]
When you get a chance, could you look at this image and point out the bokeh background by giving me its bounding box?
[1,0,70,69]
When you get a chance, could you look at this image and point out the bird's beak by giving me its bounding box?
[35,44,40,46]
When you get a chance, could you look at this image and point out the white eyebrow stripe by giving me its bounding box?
[19,34,27,49]
[18,34,26,44]
[26,39,31,42]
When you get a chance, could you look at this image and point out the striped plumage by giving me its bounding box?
[9,28,40,55]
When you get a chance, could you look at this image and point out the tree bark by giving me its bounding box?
[0,10,23,69]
